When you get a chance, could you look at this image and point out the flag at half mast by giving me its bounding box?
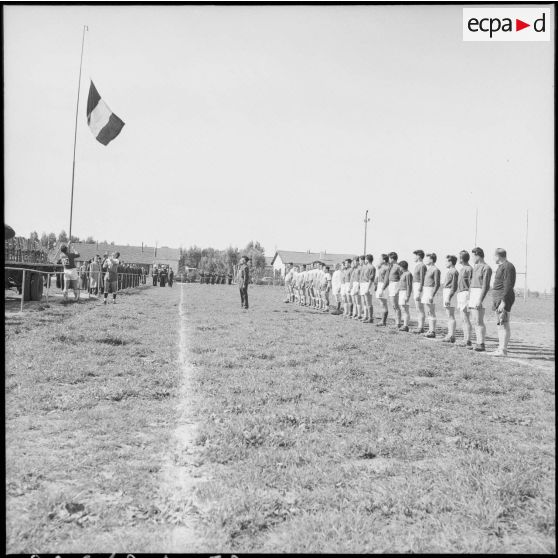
[86,81,125,145]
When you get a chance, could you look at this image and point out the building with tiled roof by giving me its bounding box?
[271,250,358,276]
[69,242,180,272]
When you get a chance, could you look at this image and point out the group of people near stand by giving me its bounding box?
[74,254,147,295]
[283,247,517,357]
[152,264,174,287]
[56,244,170,304]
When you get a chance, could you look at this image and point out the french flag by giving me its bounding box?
[86,81,125,146]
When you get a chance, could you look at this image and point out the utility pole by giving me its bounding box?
[524,209,528,302]
[474,208,478,246]
[363,210,370,255]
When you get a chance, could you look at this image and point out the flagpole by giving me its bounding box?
[68,25,88,244]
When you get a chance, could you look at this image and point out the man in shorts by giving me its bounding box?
[58,244,81,302]
[320,265,331,312]
[330,263,343,315]
[360,254,375,323]
[291,265,299,304]
[299,265,308,305]
[103,251,121,304]
[375,254,390,327]
[412,249,427,333]
[489,248,516,357]
[422,252,441,338]
[387,252,402,329]
[349,258,361,319]
[468,247,492,352]
[342,259,352,318]
[397,260,412,331]
[441,255,459,343]
[456,250,474,348]
[284,263,294,303]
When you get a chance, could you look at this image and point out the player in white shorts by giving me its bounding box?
[360,254,375,323]
[455,251,473,347]
[411,250,427,333]
[299,265,308,305]
[321,264,331,312]
[341,260,352,318]
[349,259,361,319]
[422,253,441,338]
[284,263,294,303]
[291,266,300,304]
[314,262,325,311]
[397,261,412,332]
[469,247,492,352]
[375,254,390,327]
[387,252,402,329]
[355,256,366,320]
[330,263,343,315]
[441,255,459,343]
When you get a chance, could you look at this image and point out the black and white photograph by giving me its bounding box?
[3,2,554,554]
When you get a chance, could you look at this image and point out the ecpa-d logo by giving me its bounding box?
[463,8,551,41]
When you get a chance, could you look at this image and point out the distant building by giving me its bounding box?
[70,242,180,272]
[270,250,358,277]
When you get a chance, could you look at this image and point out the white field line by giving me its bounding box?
[158,283,206,551]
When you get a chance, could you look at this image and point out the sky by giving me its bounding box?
[3,4,554,290]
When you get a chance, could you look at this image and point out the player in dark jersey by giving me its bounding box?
[342,260,352,318]
[387,252,402,329]
[441,255,459,343]
[489,248,516,357]
[422,253,441,338]
[375,254,390,327]
[397,261,413,331]
[412,250,427,333]
[349,259,361,319]
[469,247,493,352]
[58,244,81,302]
[361,254,376,323]
[456,250,473,347]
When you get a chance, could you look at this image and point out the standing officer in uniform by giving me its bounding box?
[238,256,250,309]
[168,267,174,287]
[152,265,159,286]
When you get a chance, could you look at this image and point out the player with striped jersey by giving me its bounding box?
[441,255,459,343]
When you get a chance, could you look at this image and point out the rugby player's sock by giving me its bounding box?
[382,311,388,325]
[502,323,511,351]
[448,318,456,337]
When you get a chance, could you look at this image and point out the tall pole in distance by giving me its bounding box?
[524,209,529,302]
[363,210,370,255]
[68,25,88,244]
[474,208,478,246]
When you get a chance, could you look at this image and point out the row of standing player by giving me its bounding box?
[284,247,516,357]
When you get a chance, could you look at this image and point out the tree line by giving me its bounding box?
[29,231,113,250]
[179,241,267,274]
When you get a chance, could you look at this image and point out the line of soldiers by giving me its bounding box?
[284,247,517,357]
[152,264,174,287]
[200,271,233,284]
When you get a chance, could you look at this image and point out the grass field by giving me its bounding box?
[5,283,555,553]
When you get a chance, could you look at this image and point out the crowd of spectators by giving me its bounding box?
[56,251,148,293]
